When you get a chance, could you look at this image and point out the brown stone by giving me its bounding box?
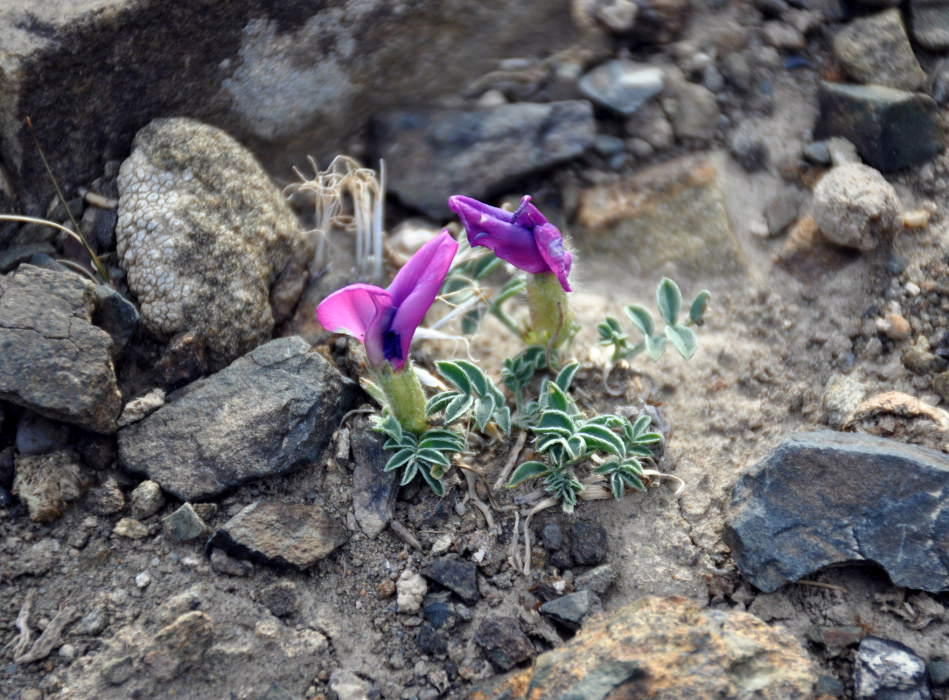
[11,450,87,522]
[143,611,214,682]
[466,596,817,700]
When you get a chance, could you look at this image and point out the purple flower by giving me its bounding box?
[448,194,573,292]
[317,230,458,370]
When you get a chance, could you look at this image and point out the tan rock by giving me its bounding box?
[11,450,87,523]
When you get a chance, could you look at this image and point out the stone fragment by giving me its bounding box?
[466,596,817,699]
[930,57,949,106]
[821,373,870,429]
[761,21,806,51]
[669,81,720,141]
[7,538,60,578]
[397,571,429,614]
[569,521,609,566]
[765,189,804,237]
[116,389,166,429]
[12,449,86,522]
[118,337,357,501]
[209,548,254,577]
[350,423,398,538]
[329,670,377,700]
[574,564,617,595]
[728,122,769,172]
[156,332,208,388]
[811,163,902,251]
[903,336,948,375]
[374,101,594,218]
[143,611,214,682]
[162,503,208,542]
[578,61,663,116]
[128,480,164,519]
[910,0,949,50]
[630,0,689,43]
[421,558,480,605]
[260,581,299,618]
[208,500,347,570]
[0,265,121,432]
[474,617,535,671]
[15,411,71,456]
[86,477,126,516]
[117,118,314,370]
[725,431,949,593]
[539,590,604,630]
[855,637,931,699]
[575,157,746,278]
[416,623,448,656]
[832,9,926,91]
[114,517,149,539]
[815,82,943,171]
[91,284,139,358]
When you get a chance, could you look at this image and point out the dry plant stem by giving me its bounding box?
[16,599,79,663]
[494,430,528,491]
[522,496,559,575]
[602,364,627,397]
[389,520,422,552]
[12,589,34,660]
[795,580,848,594]
[508,509,522,572]
[460,466,497,533]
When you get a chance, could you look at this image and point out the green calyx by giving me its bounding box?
[525,272,573,352]
[375,361,429,436]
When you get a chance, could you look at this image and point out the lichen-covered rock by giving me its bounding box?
[116,117,313,369]
[11,449,87,523]
[812,163,902,251]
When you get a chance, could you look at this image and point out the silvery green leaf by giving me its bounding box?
[555,361,581,393]
[417,448,450,467]
[435,361,472,394]
[578,424,626,456]
[690,290,711,324]
[426,391,458,416]
[546,383,570,413]
[536,410,575,436]
[624,305,654,336]
[645,333,666,362]
[419,465,445,495]
[360,377,388,407]
[443,393,475,426]
[507,460,550,487]
[665,324,697,359]
[454,360,490,397]
[385,448,416,472]
[495,405,512,434]
[473,395,495,431]
[656,277,681,326]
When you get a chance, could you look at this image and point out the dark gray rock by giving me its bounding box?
[574,564,616,595]
[0,265,122,433]
[728,123,769,172]
[765,189,804,237]
[15,411,71,455]
[578,61,664,116]
[538,590,603,630]
[929,660,949,687]
[422,591,456,630]
[421,557,480,605]
[930,57,949,105]
[208,500,347,570]
[831,9,926,91]
[474,617,535,671]
[350,423,398,538]
[259,581,299,618]
[0,1,578,213]
[541,522,565,551]
[415,622,448,656]
[855,637,931,700]
[725,431,949,593]
[91,284,139,358]
[910,0,949,50]
[815,82,943,171]
[162,503,208,542]
[374,101,594,218]
[118,336,357,501]
[570,521,608,566]
[0,243,56,273]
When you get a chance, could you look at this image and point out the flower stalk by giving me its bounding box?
[374,361,429,436]
[525,271,573,351]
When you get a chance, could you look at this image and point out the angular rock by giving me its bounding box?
[569,521,609,566]
[578,61,664,116]
[831,9,926,91]
[118,337,357,501]
[15,411,71,456]
[421,557,480,605]
[350,424,398,538]
[575,157,746,278]
[811,163,902,251]
[142,611,214,682]
[474,617,535,671]
[815,82,943,171]
[466,596,817,699]
[114,517,149,539]
[208,500,347,570]
[0,265,121,433]
[855,637,931,699]
[910,0,949,50]
[162,503,208,542]
[669,81,720,141]
[725,431,949,593]
[539,590,604,630]
[373,101,594,218]
[0,1,579,213]
[574,564,616,595]
[86,477,126,516]
[12,449,87,523]
[128,479,164,519]
[260,581,299,618]
[91,284,139,358]
[117,118,314,369]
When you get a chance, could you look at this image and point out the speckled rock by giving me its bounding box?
[11,449,87,523]
[142,611,214,682]
[474,617,535,671]
[466,596,817,699]
[811,163,902,251]
[832,9,926,91]
[855,637,931,699]
[0,265,121,433]
[909,0,949,50]
[116,117,313,369]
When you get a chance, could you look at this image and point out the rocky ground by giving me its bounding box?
[3,1,949,699]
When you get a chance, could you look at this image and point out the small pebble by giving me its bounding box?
[431,534,452,556]
[884,313,912,341]
[902,209,931,229]
[135,571,152,588]
[113,518,149,539]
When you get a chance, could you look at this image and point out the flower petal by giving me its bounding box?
[534,222,573,292]
[448,195,514,228]
[387,230,459,369]
[449,195,549,274]
[316,283,393,366]
[510,195,549,229]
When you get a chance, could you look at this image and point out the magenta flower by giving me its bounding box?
[317,230,458,371]
[448,194,573,292]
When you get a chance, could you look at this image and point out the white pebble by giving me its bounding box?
[135,571,152,588]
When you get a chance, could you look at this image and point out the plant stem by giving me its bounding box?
[525,272,572,351]
[375,361,429,436]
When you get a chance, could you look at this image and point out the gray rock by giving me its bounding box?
[208,500,347,570]
[118,336,357,501]
[832,9,926,91]
[0,243,56,273]
[260,581,298,618]
[577,0,639,33]
[728,123,769,172]
[209,548,255,577]
[930,57,949,104]
[826,136,861,166]
[128,480,164,519]
[910,0,949,50]
[86,477,126,515]
[77,606,108,636]
[0,1,579,213]
[350,423,398,538]
[162,503,208,542]
[802,140,832,165]
[374,101,594,218]
[91,283,139,358]
[569,521,609,566]
[815,82,943,171]
[855,637,931,699]
[811,163,902,251]
[929,660,949,687]
[421,557,480,605]
[765,189,804,237]
[821,373,870,429]
[0,265,122,433]
[117,118,313,370]
[12,450,87,523]
[574,564,617,595]
[15,411,71,456]
[474,617,535,671]
[329,669,377,700]
[724,431,949,593]
[142,611,214,682]
[669,81,720,141]
[538,590,604,630]
[578,61,664,116]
